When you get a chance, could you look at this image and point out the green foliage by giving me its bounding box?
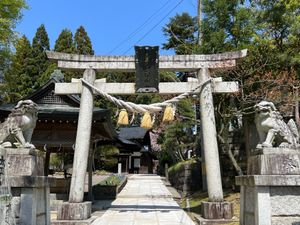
[74,26,94,55]
[168,158,196,174]
[54,28,85,82]
[162,12,197,54]
[54,29,74,53]
[94,145,119,171]
[30,24,50,89]
[2,35,32,102]
[0,0,27,88]
[49,153,64,171]
[0,0,27,44]
[200,0,254,53]
[158,99,196,164]
[161,1,299,173]
[99,174,125,186]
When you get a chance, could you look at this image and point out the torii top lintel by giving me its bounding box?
[46,49,247,72]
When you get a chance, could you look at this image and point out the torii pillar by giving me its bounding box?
[47,49,247,223]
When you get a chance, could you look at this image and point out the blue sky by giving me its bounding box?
[16,0,197,56]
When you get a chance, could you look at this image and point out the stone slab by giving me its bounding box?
[57,202,92,220]
[91,175,195,225]
[247,153,300,175]
[201,201,234,219]
[51,216,96,225]
[19,186,50,225]
[47,49,247,72]
[55,80,239,95]
[196,216,239,225]
[7,176,49,188]
[270,187,300,216]
[236,175,300,186]
[253,147,300,155]
[271,217,300,225]
[237,175,300,225]
[0,148,44,176]
[0,147,41,155]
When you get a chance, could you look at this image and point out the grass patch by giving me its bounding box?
[180,189,240,225]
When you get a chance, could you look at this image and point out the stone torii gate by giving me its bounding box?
[47,49,247,221]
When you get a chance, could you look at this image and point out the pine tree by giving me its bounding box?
[74,26,94,55]
[54,29,74,53]
[162,13,197,54]
[2,35,32,102]
[30,24,50,88]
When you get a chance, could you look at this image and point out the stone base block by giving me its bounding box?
[236,175,300,225]
[0,147,44,176]
[57,202,91,220]
[248,148,300,175]
[51,216,96,225]
[272,217,300,225]
[201,201,234,219]
[5,180,51,225]
[196,216,239,225]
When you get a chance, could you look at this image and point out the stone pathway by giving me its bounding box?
[91,174,195,225]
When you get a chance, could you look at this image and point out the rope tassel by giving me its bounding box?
[162,105,174,122]
[141,112,152,129]
[117,109,129,126]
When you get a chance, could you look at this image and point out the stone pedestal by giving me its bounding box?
[248,148,300,175]
[52,202,95,225]
[0,148,50,225]
[197,201,234,225]
[4,148,44,176]
[201,201,234,219]
[237,148,300,225]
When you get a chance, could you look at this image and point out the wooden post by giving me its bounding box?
[88,147,93,201]
[69,69,95,203]
[198,68,223,201]
[46,49,247,206]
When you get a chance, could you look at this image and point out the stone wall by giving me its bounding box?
[168,160,202,196]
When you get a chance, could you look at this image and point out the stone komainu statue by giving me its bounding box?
[0,100,38,148]
[255,101,299,149]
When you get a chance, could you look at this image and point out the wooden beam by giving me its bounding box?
[54,80,239,95]
[56,60,236,71]
[46,49,247,71]
[47,49,247,62]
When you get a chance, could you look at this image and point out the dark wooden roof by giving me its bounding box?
[0,74,118,147]
[118,127,151,151]
[119,127,149,140]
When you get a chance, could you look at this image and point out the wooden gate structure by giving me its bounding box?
[47,49,247,221]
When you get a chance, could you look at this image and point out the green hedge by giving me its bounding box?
[99,174,125,186]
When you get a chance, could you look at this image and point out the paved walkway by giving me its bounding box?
[91,174,195,225]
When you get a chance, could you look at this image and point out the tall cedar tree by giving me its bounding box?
[30,24,50,89]
[54,29,75,53]
[74,26,94,55]
[2,36,32,102]
[52,29,76,82]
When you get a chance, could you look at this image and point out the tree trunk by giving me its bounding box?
[218,121,243,176]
